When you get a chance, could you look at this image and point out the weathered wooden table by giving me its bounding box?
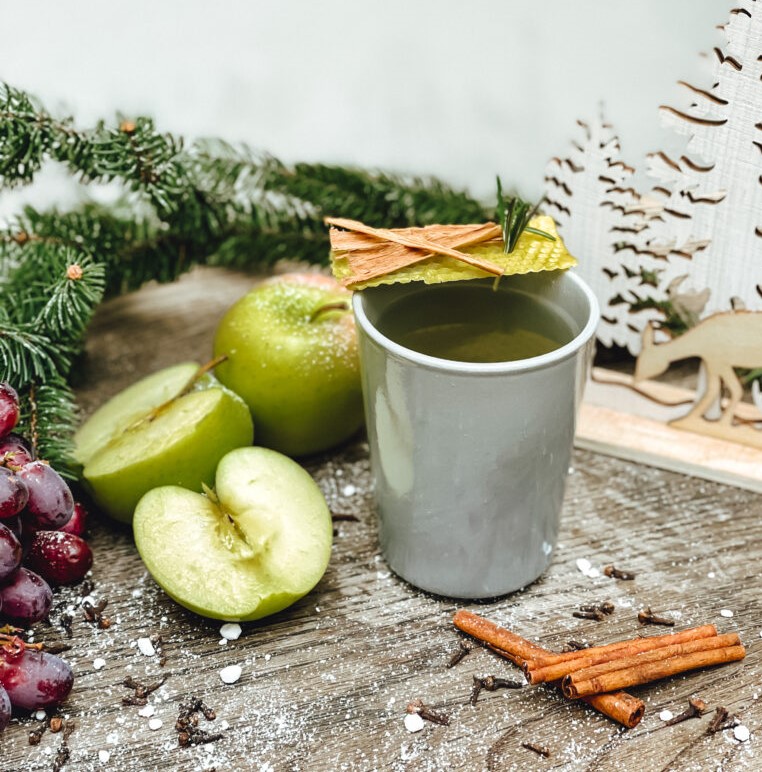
[2,268,760,771]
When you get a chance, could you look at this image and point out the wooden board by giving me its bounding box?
[2,267,761,771]
[579,368,762,493]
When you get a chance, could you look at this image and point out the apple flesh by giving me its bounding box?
[213,273,363,457]
[74,363,253,523]
[133,446,332,621]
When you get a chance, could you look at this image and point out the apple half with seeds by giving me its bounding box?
[133,447,333,621]
[74,363,253,523]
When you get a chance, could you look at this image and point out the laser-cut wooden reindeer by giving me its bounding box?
[635,312,762,446]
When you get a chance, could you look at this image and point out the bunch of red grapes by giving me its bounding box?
[0,383,93,730]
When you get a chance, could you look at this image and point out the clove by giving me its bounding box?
[122,675,167,705]
[52,721,75,772]
[470,674,523,705]
[82,597,111,629]
[638,607,675,626]
[43,641,72,655]
[664,697,708,726]
[176,696,223,747]
[28,724,47,745]
[521,741,551,758]
[151,633,167,666]
[573,601,615,621]
[706,706,737,734]
[60,613,73,639]
[447,640,472,668]
[604,565,636,581]
[406,699,450,726]
[563,640,591,652]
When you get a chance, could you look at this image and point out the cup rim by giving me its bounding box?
[352,271,600,374]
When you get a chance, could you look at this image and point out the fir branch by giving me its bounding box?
[0,321,68,384]
[35,253,106,340]
[0,81,497,471]
[17,377,78,477]
[0,83,81,187]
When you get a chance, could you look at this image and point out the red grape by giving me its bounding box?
[0,567,52,623]
[0,683,10,730]
[0,467,28,519]
[0,433,32,469]
[0,385,20,438]
[0,523,22,583]
[15,461,73,530]
[0,646,73,710]
[25,531,93,586]
[59,501,87,537]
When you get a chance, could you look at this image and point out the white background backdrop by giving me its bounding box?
[0,0,728,212]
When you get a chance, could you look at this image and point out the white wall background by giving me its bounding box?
[0,0,727,213]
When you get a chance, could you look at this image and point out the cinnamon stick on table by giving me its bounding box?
[550,633,741,689]
[453,610,645,729]
[562,644,745,699]
[525,624,718,672]
[525,626,727,684]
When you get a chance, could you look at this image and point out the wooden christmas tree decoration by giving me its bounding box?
[545,117,657,351]
[560,3,762,481]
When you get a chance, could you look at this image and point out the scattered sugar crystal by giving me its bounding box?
[342,484,356,496]
[131,589,143,598]
[576,558,600,578]
[80,595,95,606]
[404,713,425,733]
[720,609,734,618]
[576,558,592,575]
[220,665,242,684]
[98,750,111,763]
[220,720,230,730]
[264,653,272,662]
[220,623,242,640]
[148,718,163,731]
[734,724,750,742]
[106,731,119,744]
[659,710,674,722]
[34,710,46,721]
[137,637,156,656]
[93,658,106,671]
[138,705,155,718]
[218,638,228,646]
[708,571,716,578]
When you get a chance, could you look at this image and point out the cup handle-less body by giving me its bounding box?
[353,272,599,598]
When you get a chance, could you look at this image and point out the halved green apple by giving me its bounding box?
[74,363,253,523]
[133,447,333,621]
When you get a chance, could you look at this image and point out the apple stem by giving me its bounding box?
[177,355,229,399]
[308,301,351,323]
[124,355,229,431]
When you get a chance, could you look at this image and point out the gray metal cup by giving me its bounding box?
[352,271,599,598]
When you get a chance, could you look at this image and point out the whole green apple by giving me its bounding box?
[133,446,333,621]
[213,273,363,456]
[74,363,254,523]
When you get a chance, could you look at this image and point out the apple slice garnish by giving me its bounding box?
[133,447,333,621]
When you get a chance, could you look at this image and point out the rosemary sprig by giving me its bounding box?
[496,177,556,253]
